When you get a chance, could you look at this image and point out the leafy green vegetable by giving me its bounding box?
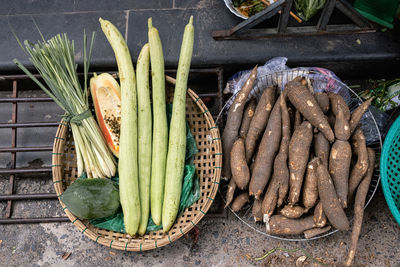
[248,2,267,16]
[233,0,267,17]
[60,178,120,220]
[295,0,326,21]
[232,0,246,7]
[359,79,400,111]
[90,165,200,233]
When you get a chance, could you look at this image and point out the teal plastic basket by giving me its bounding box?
[381,115,400,225]
[354,0,400,29]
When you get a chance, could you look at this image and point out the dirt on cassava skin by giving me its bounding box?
[252,198,263,222]
[267,215,316,235]
[225,178,237,208]
[302,157,319,210]
[349,97,374,135]
[276,94,291,207]
[249,95,282,199]
[231,192,249,212]
[313,202,327,227]
[348,127,369,202]
[286,77,334,142]
[288,121,313,205]
[314,132,330,167]
[231,138,250,190]
[304,226,332,239]
[317,162,350,231]
[315,92,330,114]
[329,140,352,208]
[294,110,302,132]
[222,66,257,180]
[280,205,306,219]
[334,103,351,141]
[239,98,256,138]
[345,148,375,266]
[328,92,350,121]
[245,85,276,162]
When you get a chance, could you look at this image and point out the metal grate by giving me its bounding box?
[0,67,225,224]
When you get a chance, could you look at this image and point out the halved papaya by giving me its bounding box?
[90,73,121,157]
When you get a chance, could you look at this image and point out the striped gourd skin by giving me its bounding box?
[100,18,140,235]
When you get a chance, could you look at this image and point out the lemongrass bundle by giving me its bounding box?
[14,33,116,178]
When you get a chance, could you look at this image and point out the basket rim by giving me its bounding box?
[217,69,383,241]
[223,0,248,20]
[380,114,400,226]
[52,75,222,251]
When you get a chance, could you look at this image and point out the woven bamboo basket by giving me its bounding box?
[52,75,222,251]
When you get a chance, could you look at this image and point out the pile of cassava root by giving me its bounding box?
[222,66,375,266]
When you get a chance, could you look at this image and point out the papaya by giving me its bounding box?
[90,73,121,157]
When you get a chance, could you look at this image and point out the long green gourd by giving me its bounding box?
[100,18,140,235]
[148,18,168,226]
[162,16,194,232]
[136,43,152,235]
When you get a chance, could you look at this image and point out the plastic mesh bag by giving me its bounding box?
[349,98,389,145]
[223,57,289,111]
[223,60,385,145]
[223,61,351,113]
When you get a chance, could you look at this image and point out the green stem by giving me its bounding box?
[253,247,328,266]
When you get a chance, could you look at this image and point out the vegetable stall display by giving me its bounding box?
[10,8,383,263]
[222,72,375,264]
[14,15,212,251]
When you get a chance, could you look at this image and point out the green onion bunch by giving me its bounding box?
[13,32,116,178]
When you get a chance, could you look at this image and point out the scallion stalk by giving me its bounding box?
[13,32,116,178]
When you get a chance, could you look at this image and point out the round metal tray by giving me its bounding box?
[217,69,382,241]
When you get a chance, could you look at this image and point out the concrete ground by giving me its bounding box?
[0,187,399,267]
